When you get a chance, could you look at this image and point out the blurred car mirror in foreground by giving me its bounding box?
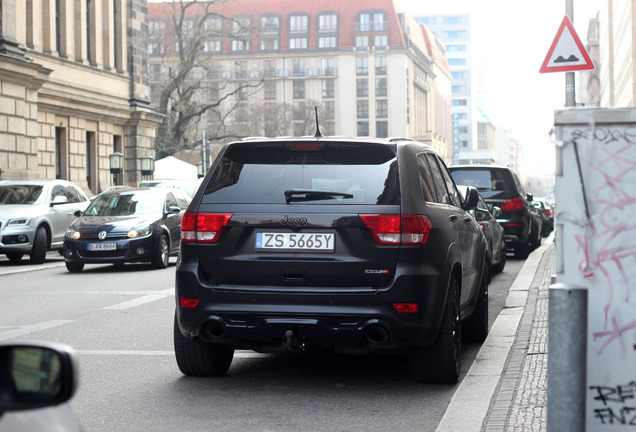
[0,342,82,432]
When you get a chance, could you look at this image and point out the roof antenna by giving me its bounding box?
[314,106,323,138]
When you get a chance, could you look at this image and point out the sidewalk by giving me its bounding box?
[437,236,554,432]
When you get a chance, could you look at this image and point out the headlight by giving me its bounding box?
[8,217,31,226]
[128,226,151,238]
[66,228,81,240]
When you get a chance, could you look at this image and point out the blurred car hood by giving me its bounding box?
[71,215,159,233]
[0,204,49,220]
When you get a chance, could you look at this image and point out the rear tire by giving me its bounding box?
[409,276,461,384]
[514,242,530,259]
[6,253,23,262]
[174,315,234,377]
[463,263,489,342]
[30,227,47,264]
[65,262,84,273]
[152,234,169,269]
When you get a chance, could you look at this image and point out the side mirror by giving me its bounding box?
[51,196,69,206]
[462,186,480,210]
[526,193,534,202]
[492,206,501,218]
[74,210,83,217]
[167,206,181,215]
[0,342,79,414]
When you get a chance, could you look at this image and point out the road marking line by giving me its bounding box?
[102,288,174,310]
[0,320,74,341]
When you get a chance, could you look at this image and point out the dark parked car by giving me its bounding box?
[174,136,489,384]
[533,198,554,237]
[63,187,190,272]
[449,165,541,259]
[0,341,81,432]
[0,180,90,264]
[458,185,506,274]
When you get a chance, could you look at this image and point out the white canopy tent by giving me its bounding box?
[153,156,198,180]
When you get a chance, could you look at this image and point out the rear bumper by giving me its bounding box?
[175,261,451,352]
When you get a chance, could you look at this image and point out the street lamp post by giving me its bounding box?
[140,155,155,181]
[109,152,124,186]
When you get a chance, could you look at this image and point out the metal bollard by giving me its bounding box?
[547,283,587,432]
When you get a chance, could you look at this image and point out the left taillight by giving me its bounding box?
[181,212,233,243]
[359,214,432,245]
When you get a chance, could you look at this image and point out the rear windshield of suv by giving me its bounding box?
[201,141,400,205]
[450,168,512,199]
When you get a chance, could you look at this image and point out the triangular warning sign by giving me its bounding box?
[540,15,595,73]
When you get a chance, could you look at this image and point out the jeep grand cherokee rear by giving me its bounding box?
[174,137,489,384]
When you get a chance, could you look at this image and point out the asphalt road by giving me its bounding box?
[0,251,525,432]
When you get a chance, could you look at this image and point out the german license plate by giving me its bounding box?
[88,242,117,251]
[255,233,334,251]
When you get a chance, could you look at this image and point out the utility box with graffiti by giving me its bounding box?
[554,107,636,430]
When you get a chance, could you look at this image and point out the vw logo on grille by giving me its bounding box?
[98,231,108,240]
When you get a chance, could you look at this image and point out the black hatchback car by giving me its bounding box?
[174,137,489,384]
[449,165,541,259]
[63,187,190,272]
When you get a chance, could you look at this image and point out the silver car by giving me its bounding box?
[0,180,90,264]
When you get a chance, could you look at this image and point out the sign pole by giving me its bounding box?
[565,0,575,107]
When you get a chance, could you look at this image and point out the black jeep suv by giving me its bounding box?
[174,137,489,384]
[449,165,541,259]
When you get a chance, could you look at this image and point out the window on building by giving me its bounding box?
[322,100,335,118]
[355,36,368,49]
[289,37,308,49]
[444,16,464,25]
[357,79,368,97]
[318,13,338,32]
[232,40,250,51]
[261,15,280,32]
[321,58,334,76]
[452,71,467,79]
[448,58,467,66]
[260,38,279,50]
[235,61,247,79]
[452,85,468,93]
[322,80,334,98]
[357,121,369,136]
[358,13,371,31]
[373,13,386,31]
[264,81,276,100]
[318,37,337,48]
[444,30,467,38]
[293,80,305,99]
[375,77,387,97]
[452,99,468,106]
[264,60,276,78]
[289,15,309,33]
[454,113,468,120]
[376,100,388,118]
[376,121,388,138]
[374,35,388,49]
[292,59,305,77]
[357,100,368,118]
[235,83,248,100]
[204,16,222,33]
[356,57,368,75]
[375,56,387,75]
[203,39,222,52]
[447,44,466,52]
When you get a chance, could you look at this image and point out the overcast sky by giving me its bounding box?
[396,0,600,178]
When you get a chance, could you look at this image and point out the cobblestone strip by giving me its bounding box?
[484,244,554,432]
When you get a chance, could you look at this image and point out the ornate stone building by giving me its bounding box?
[0,0,161,194]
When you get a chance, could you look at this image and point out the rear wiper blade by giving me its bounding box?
[284,189,353,203]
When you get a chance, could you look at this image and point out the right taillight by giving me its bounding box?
[500,197,525,211]
[359,214,432,245]
[181,212,233,243]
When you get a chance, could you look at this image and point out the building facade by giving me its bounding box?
[147,0,453,161]
[414,14,474,164]
[0,0,161,194]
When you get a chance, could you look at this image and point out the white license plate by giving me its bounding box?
[88,242,117,251]
[255,233,334,251]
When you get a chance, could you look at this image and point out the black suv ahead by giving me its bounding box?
[174,137,489,384]
[449,165,541,259]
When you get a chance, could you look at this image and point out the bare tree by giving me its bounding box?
[148,0,263,158]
